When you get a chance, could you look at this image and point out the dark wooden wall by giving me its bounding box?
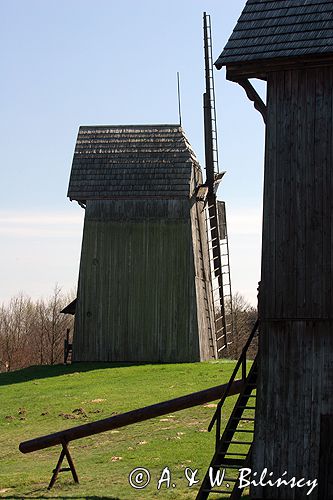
[252,67,333,499]
[73,177,215,363]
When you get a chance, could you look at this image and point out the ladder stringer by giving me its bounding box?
[196,358,258,499]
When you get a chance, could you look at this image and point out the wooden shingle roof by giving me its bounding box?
[215,0,333,68]
[67,125,199,201]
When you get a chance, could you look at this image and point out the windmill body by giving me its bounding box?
[67,124,218,362]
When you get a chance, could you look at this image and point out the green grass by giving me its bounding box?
[0,361,250,499]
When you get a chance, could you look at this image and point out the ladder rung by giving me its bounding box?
[202,490,233,494]
[216,336,227,343]
[214,464,244,471]
[218,458,246,466]
[211,255,221,262]
[216,337,227,350]
[233,429,254,433]
[222,440,252,445]
[225,452,248,456]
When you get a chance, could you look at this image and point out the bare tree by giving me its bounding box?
[0,293,37,370]
[228,292,257,359]
[34,285,74,366]
[0,286,74,372]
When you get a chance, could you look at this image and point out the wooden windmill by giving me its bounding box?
[65,14,233,364]
[197,1,333,499]
[67,125,216,363]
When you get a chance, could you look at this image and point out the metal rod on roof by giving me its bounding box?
[177,71,182,127]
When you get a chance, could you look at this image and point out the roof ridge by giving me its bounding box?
[79,124,182,130]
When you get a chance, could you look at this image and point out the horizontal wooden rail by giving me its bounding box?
[19,379,243,454]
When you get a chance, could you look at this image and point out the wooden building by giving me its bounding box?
[67,125,218,363]
[215,1,333,498]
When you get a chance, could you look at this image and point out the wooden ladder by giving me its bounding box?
[205,200,229,356]
[196,320,259,499]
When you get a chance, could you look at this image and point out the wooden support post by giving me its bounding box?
[48,442,79,490]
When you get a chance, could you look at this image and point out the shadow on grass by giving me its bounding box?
[0,358,204,387]
[0,361,152,387]
[1,497,120,500]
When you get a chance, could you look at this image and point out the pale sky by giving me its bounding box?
[0,0,265,306]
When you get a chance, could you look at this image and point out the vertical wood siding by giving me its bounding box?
[253,67,333,499]
[73,194,215,362]
[260,67,333,320]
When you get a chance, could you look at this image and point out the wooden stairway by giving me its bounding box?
[196,320,259,499]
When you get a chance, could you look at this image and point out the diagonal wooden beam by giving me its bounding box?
[20,379,244,454]
[236,78,267,124]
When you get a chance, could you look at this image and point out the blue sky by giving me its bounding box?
[0,0,265,305]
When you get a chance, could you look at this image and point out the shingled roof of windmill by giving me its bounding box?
[67,125,199,201]
[215,0,333,68]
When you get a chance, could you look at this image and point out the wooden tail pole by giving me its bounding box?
[20,379,243,488]
[20,379,243,454]
[19,380,244,489]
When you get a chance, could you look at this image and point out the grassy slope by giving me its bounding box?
[0,361,249,500]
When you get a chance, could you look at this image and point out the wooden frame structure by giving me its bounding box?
[214,1,333,498]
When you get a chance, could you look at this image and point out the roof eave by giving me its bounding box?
[215,53,333,81]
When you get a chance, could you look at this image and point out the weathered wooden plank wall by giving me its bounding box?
[260,67,333,320]
[252,67,333,499]
[318,415,333,498]
[73,192,214,362]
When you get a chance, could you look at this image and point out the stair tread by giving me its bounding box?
[221,440,252,445]
[215,463,245,469]
[201,489,234,494]
[218,458,246,466]
[231,429,254,433]
[223,426,252,433]
[225,452,248,456]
